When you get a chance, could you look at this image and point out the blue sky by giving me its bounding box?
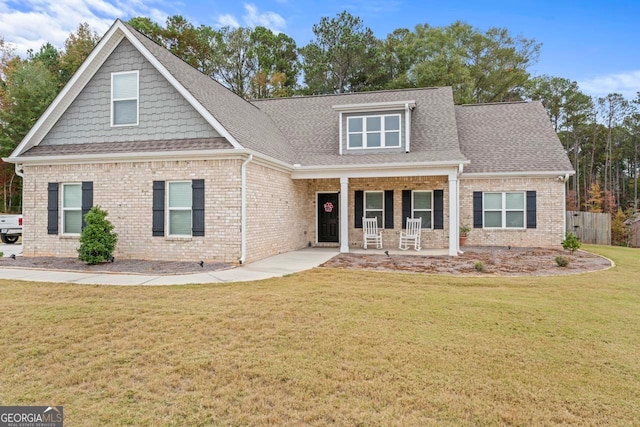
[0,0,638,99]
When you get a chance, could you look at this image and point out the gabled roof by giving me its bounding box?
[252,87,467,167]
[8,20,293,163]
[455,101,574,174]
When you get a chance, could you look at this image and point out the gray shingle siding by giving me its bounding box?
[41,38,219,146]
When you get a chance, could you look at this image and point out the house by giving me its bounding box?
[5,20,574,264]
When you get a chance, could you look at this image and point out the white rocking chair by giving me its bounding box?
[363,217,383,249]
[399,218,422,251]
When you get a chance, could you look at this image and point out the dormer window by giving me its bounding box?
[333,100,415,154]
[111,71,139,126]
[347,114,401,149]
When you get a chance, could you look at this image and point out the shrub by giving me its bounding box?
[473,261,484,272]
[78,206,118,265]
[562,232,581,253]
[555,256,569,267]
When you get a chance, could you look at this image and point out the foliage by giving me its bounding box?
[562,232,581,253]
[473,260,484,272]
[611,209,630,246]
[554,255,569,267]
[460,224,471,235]
[78,206,118,265]
[586,182,603,213]
[299,11,381,94]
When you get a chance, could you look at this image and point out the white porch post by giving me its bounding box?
[448,170,460,256]
[340,177,349,253]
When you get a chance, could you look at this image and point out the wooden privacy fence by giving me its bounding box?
[566,211,611,245]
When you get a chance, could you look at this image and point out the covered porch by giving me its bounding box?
[293,165,462,256]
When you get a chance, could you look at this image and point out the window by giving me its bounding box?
[364,191,384,227]
[62,183,82,234]
[483,192,525,228]
[348,114,401,149]
[412,191,432,228]
[111,71,138,126]
[168,181,192,236]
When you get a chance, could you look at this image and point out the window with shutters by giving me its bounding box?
[111,71,139,126]
[167,181,192,236]
[364,191,384,228]
[483,192,525,228]
[62,183,82,235]
[412,191,433,228]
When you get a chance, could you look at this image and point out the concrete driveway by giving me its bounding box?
[0,243,22,257]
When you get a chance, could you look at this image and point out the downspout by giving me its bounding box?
[239,154,253,264]
[15,163,24,178]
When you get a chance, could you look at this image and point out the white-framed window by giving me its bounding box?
[364,191,384,227]
[412,190,433,228]
[483,192,525,228]
[347,114,401,149]
[62,183,82,235]
[111,71,139,126]
[167,181,192,236]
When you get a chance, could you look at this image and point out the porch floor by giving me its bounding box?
[350,248,450,256]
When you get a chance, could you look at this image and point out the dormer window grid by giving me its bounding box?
[347,113,402,150]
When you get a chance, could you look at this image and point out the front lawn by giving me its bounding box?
[0,245,638,425]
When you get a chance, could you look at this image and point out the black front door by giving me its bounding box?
[318,193,339,243]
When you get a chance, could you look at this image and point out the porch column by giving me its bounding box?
[340,177,349,253]
[448,171,460,256]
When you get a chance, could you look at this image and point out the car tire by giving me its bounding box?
[1,235,19,244]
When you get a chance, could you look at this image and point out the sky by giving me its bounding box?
[0,0,638,100]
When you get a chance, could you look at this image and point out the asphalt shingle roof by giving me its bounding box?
[252,88,467,167]
[21,138,231,157]
[124,22,294,163]
[455,101,574,173]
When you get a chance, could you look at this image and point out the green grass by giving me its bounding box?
[0,245,638,425]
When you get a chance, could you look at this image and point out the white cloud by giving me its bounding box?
[579,71,640,100]
[0,0,171,56]
[215,13,240,29]
[214,3,286,33]
[242,3,285,31]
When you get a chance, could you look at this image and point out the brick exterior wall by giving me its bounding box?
[460,177,565,247]
[307,176,450,249]
[244,162,311,263]
[22,159,242,263]
[41,39,219,146]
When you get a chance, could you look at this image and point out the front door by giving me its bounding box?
[317,193,339,243]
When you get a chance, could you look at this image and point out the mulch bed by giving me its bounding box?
[320,246,612,276]
[0,256,231,275]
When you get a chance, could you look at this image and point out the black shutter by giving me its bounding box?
[192,179,205,236]
[354,191,364,229]
[526,191,537,229]
[473,192,483,228]
[81,181,93,230]
[401,190,411,228]
[47,183,59,235]
[152,181,165,236]
[434,190,444,229]
[384,190,394,229]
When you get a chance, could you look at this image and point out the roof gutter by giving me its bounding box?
[239,153,253,265]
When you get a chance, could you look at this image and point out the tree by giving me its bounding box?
[300,11,381,94]
[59,23,99,82]
[586,182,604,212]
[250,26,299,97]
[78,206,118,265]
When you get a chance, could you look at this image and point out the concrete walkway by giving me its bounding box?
[0,248,338,286]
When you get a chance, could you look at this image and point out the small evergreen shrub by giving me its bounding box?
[555,256,569,267]
[473,261,485,272]
[78,206,118,265]
[562,232,581,253]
